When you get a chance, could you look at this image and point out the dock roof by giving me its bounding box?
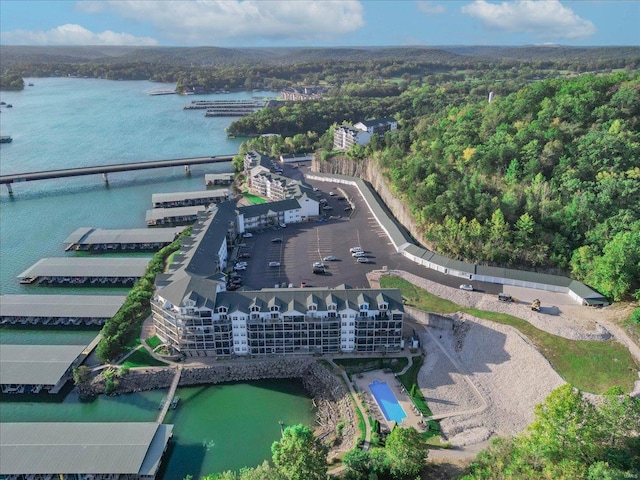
[152,189,228,204]
[64,227,184,246]
[0,422,173,476]
[0,294,126,318]
[17,257,150,279]
[0,344,88,386]
[145,205,206,221]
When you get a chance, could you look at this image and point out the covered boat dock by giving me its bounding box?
[0,341,96,394]
[64,226,185,252]
[145,205,206,226]
[0,422,174,479]
[0,294,126,326]
[151,189,229,208]
[17,257,150,286]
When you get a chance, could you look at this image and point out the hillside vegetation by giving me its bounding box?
[375,72,639,301]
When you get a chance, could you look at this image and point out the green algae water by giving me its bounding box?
[0,79,315,478]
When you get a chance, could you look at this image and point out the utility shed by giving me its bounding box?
[0,422,174,479]
[0,344,87,387]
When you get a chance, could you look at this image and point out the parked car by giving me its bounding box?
[337,196,345,200]
[269,261,281,267]
[352,251,366,257]
[271,237,283,243]
[313,267,325,274]
[233,265,246,271]
[344,206,353,212]
[279,223,287,228]
[239,253,251,258]
[329,192,336,196]
[357,257,370,263]
[322,206,333,210]
[227,284,240,291]
[459,284,474,291]
[498,293,514,302]
[288,283,294,288]
[300,282,307,288]
[323,255,337,261]
[313,262,326,269]
[350,247,363,253]
[242,233,253,238]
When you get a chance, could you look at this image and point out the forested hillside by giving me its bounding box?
[375,72,639,301]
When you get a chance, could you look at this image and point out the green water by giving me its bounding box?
[161,381,316,479]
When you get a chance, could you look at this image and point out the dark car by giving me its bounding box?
[344,206,352,211]
[239,253,251,258]
[271,237,283,243]
[313,267,325,274]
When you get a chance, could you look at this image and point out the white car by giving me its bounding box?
[352,251,366,258]
[242,233,253,238]
[269,261,281,267]
[279,223,287,228]
[323,255,337,261]
[235,262,247,267]
[322,205,333,210]
[313,262,326,269]
[459,284,474,291]
[350,247,363,253]
[357,257,370,263]
[329,192,336,196]
[233,265,246,271]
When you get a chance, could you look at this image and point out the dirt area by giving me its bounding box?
[367,269,640,462]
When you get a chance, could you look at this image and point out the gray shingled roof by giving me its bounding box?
[0,344,88,385]
[0,294,126,318]
[17,257,151,279]
[0,423,173,476]
[216,288,404,314]
[64,227,184,246]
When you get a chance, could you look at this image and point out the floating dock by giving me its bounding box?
[0,343,91,394]
[0,136,12,144]
[145,205,206,227]
[205,173,235,187]
[151,190,229,208]
[0,294,126,326]
[64,226,185,252]
[16,257,150,286]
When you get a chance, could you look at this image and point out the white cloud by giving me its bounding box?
[416,1,446,14]
[76,0,365,45]
[0,24,158,46]
[461,0,596,39]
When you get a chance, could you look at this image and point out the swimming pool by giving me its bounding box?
[368,380,407,423]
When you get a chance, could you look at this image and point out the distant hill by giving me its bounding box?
[2,44,638,68]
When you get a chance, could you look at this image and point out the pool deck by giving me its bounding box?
[352,369,427,432]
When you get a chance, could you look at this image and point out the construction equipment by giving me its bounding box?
[531,299,541,312]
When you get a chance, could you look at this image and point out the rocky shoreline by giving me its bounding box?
[78,358,358,454]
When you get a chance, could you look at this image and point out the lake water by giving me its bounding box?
[0,78,315,477]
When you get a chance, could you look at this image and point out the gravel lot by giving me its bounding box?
[368,269,640,450]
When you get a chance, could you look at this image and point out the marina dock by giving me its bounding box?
[64,226,185,252]
[151,189,229,208]
[146,205,206,226]
[0,342,93,394]
[17,257,150,286]
[0,294,126,326]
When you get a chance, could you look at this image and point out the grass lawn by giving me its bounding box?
[333,357,408,375]
[381,275,639,394]
[243,193,266,204]
[121,348,168,368]
[145,335,162,350]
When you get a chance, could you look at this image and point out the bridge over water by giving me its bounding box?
[0,154,236,193]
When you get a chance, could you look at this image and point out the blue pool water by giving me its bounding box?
[369,380,407,423]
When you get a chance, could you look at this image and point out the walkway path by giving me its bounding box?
[156,365,183,424]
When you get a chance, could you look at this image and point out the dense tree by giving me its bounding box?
[384,426,429,478]
[463,385,640,479]
[271,424,329,480]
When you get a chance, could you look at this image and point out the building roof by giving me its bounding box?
[145,205,207,222]
[238,198,301,218]
[152,189,228,204]
[0,422,173,476]
[216,288,404,314]
[0,294,126,318]
[0,344,88,386]
[17,257,151,279]
[355,117,397,128]
[64,227,184,246]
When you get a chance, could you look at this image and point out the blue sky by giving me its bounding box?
[1,1,638,47]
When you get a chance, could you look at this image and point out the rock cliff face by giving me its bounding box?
[311,155,429,248]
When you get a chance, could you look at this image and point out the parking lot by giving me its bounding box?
[230,164,503,294]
